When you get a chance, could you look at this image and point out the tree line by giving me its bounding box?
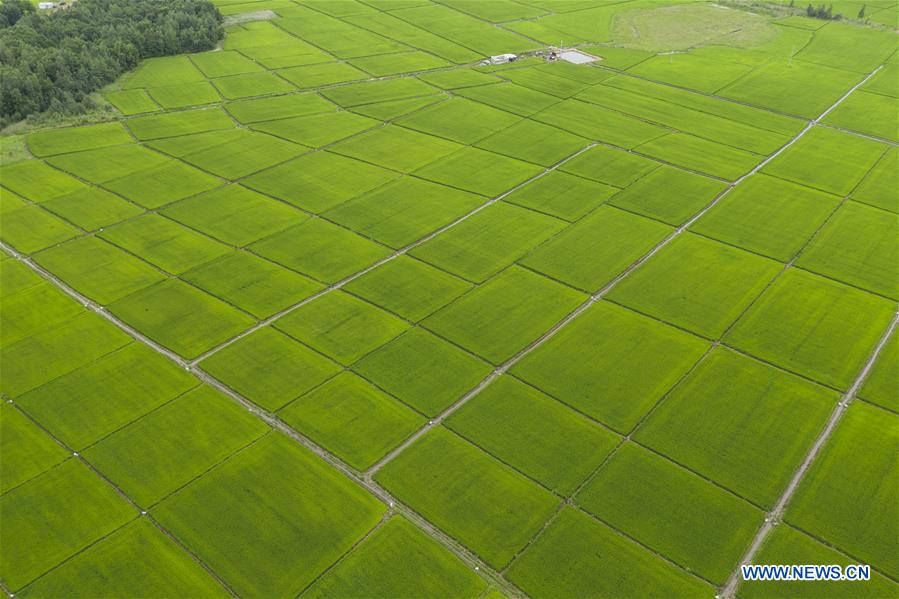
[0,0,223,127]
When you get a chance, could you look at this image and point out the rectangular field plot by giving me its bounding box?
[344,256,472,323]
[183,251,322,318]
[577,443,761,584]
[609,165,727,225]
[506,508,712,598]
[577,83,790,155]
[0,312,132,399]
[225,93,334,124]
[410,203,566,282]
[200,327,340,412]
[278,373,422,470]
[475,119,587,167]
[330,125,462,172]
[324,176,482,248]
[153,433,384,598]
[349,50,449,76]
[275,291,408,365]
[190,50,263,78]
[502,171,616,221]
[27,122,131,157]
[108,280,254,360]
[211,71,295,99]
[692,174,841,262]
[277,61,368,89]
[634,132,763,180]
[1,282,81,348]
[413,147,543,196]
[396,98,520,145]
[423,266,585,365]
[320,78,440,108]
[303,516,486,599]
[41,186,143,231]
[521,205,672,292]
[103,161,221,209]
[34,236,164,304]
[0,205,79,254]
[852,147,898,213]
[725,269,895,390]
[147,81,222,109]
[119,55,205,89]
[418,69,500,90]
[454,83,559,117]
[1,160,85,202]
[100,214,230,275]
[17,519,229,599]
[607,233,781,338]
[796,201,898,299]
[46,145,165,185]
[374,427,558,568]
[740,525,899,599]
[859,332,898,413]
[17,343,197,450]
[762,127,887,196]
[85,386,267,506]
[353,328,491,417]
[104,89,161,115]
[786,403,899,578]
[250,111,378,148]
[162,185,306,247]
[0,403,68,495]
[629,53,752,93]
[243,151,399,213]
[636,347,838,507]
[148,129,307,179]
[352,95,445,121]
[126,108,234,140]
[512,301,709,433]
[532,99,668,148]
[447,376,619,495]
[719,60,860,118]
[559,144,659,188]
[497,66,593,99]
[0,459,135,592]
[823,90,899,141]
[250,219,391,283]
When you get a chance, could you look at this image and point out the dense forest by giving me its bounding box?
[0,0,223,127]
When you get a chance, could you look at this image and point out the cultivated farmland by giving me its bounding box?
[1,1,897,598]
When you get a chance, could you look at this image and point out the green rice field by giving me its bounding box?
[1,0,897,597]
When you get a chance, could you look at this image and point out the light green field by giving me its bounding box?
[608,164,728,225]
[279,372,422,470]
[577,442,762,584]
[153,433,385,597]
[201,327,340,411]
[637,347,839,507]
[507,508,712,598]
[447,376,620,495]
[787,403,899,578]
[796,200,899,299]
[354,328,491,416]
[85,386,268,506]
[726,269,895,390]
[513,300,709,432]
[410,203,566,282]
[423,266,586,364]
[375,427,559,568]
[607,233,782,338]
[250,219,392,282]
[275,291,408,365]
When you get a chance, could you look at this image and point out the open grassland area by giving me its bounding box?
[1,0,897,598]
